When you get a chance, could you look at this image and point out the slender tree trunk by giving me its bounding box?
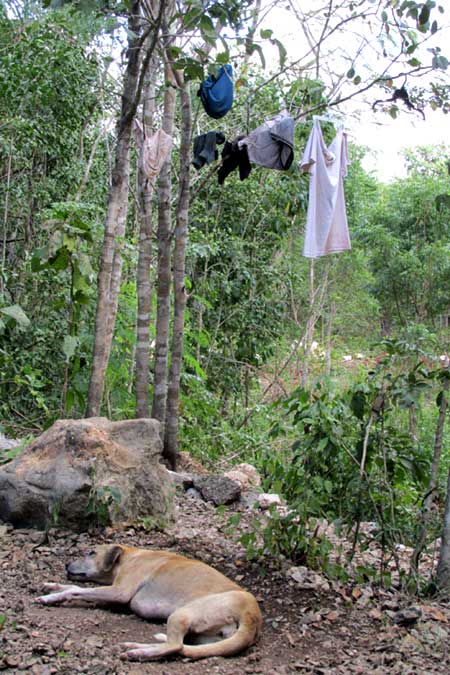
[86,0,165,417]
[302,259,315,387]
[325,300,335,376]
[436,467,450,595]
[151,59,176,424]
[135,59,158,417]
[409,404,418,446]
[86,125,133,416]
[411,373,449,576]
[87,2,143,417]
[163,82,192,468]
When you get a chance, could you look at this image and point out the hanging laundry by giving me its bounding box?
[240,111,295,171]
[300,119,351,258]
[134,119,173,182]
[198,65,234,120]
[192,131,226,170]
[218,138,252,185]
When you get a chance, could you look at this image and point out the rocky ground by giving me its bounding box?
[1,492,449,675]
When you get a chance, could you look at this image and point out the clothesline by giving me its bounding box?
[134,64,352,260]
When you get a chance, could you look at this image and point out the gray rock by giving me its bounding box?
[392,606,422,626]
[168,470,194,489]
[186,487,202,500]
[0,417,174,530]
[240,489,262,509]
[0,432,22,451]
[193,474,241,505]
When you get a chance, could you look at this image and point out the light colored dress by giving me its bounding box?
[300,119,351,258]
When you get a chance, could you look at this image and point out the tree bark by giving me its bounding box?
[135,58,158,417]
[163,81,192,468]
[325,300,335,376]
[436,466,450,595]
[411,372,449,576]
[86,0,164,417]
[151,57,176,425]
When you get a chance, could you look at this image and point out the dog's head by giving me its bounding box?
[66,544,124,583]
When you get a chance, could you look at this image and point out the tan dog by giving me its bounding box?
[37,544,262,661]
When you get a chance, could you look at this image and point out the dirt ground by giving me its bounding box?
[1,493,449,675]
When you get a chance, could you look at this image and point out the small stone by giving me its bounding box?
[393,607,422,626]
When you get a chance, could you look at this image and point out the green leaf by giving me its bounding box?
[167,45,182,59]
[431,20,438,34]
[347,67,355,78]
[270,38,287,68]
[418,5,430,25]
[216,51,230,65]
[389,106,398,118]
[260,28,273,39]
[0,305,30,329]
[62,335,79,362]
[249,43,266,69]
[433,55,449,69]
[183,352,207,379]
[353,75,362,85]
[200,15,216,45]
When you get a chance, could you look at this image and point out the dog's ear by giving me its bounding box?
[103,545,123,572]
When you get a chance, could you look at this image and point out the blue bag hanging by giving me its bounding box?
[198,64,234,119]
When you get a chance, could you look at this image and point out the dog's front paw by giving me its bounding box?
[41,582,69,592]
[37,590,72,605]
[36,593,57,605]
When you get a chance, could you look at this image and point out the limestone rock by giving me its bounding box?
[0,417,173,530]
[224,463,261,490]
[257,493,282,509]
[192,474,241,505]
[168,470,194,489]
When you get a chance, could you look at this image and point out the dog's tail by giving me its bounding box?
[180,594,262,659]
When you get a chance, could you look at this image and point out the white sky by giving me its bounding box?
[353,110,450,181]
[259,1,450,182]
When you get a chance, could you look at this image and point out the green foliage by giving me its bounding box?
[0,8,109,425]
[237,343,447,576]
[86,485,122,527]
[0,435,33,465]
[357,145,450,329]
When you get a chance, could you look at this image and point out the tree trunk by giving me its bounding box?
[302,259,315,387]
[135,59,158,417]
[86,124,133,417]
[325,300,335,376]
[436,467,450,595]
[411,372,449,576]
[86,0,163,417]
[151,58,176,425]
[163,82,192,468]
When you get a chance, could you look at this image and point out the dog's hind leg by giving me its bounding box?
[121,608,191,661]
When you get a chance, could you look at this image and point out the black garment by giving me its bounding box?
[192,131,226,170]
[217,139,252,185]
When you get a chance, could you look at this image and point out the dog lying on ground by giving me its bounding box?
[37,544,262,661]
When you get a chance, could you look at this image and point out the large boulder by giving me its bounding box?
[0,417,174,530]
